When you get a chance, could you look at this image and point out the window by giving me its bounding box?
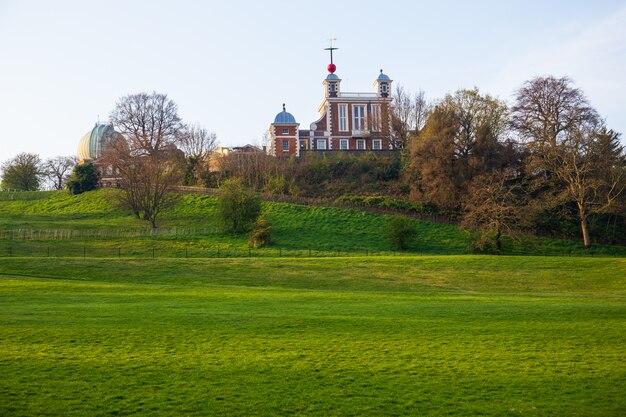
[356,139,365,150]
[353,105,366,131]
[282,128,289,134]
[282,140,289,151]
[372,139,382,150]
[317,139,327,150]
[371,104,381,131]
[338,104,348,131]
[340,139,349,150]
[381,84,388,94]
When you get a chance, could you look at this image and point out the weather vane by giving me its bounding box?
[324,37,338,73]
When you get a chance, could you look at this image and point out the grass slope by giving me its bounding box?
[1,190,624,257]
[1,256,625,416]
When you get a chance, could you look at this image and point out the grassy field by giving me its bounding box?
[1,189,624,257]
[1,190,625,415]
[1,256,625,416]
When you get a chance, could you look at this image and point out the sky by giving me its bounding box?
[1,0,625,162]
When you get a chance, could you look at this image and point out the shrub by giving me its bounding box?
[66,162,100,195]
[249,218,271,248]
[465,229,499,254]
[386,216,417,250]
[217,178,261,234]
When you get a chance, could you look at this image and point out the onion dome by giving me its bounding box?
[77,124,121,161]
[326,73,340,81]
[273,104,297,124]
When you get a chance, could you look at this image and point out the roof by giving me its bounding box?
[273,104,297,124]
[77,124,120,161]
[377,69,391,81]
[326,73,340,81]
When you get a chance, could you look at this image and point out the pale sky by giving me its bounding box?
[1,0,625,162]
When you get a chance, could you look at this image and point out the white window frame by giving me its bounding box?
[371,104,381,132]
[340,139,349,150]
[352,105,366,131]
[338,104,348,132]
[316,139,327,150]
[356,139,365,150]
[372,139,382,150]
[282,128,289,134]
[282,140,289,151]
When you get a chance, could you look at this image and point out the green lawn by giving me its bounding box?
[1,256,625,416]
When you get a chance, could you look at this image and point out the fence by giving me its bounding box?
[0,240,623,259]
[0,227,217,241]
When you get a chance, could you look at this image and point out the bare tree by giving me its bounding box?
[391,84,414,148]
[106,92,184,228]
[512,76,626,247]
[391,85,431,148]
[110,92,182,156]
[178,123,218,185]
[43,156,77,190]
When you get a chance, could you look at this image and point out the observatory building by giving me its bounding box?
[269,48,394,157]
[77,123,122,163]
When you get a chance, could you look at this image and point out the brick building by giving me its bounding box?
[269,56,394,157]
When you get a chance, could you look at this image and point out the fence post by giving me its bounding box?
[217,244,220,258]
[118,247,120,258]
[248,248,251,257]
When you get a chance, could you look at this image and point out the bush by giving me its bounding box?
[66,162,100,195]
[217,178,261,234]
[386,216,417,250]
[249,218,271,248]
[465,229,499,254]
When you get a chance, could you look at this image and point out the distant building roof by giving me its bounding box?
[77,124,121,162]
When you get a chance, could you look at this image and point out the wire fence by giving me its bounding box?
[0,227,217,240]
[0,241,623,259]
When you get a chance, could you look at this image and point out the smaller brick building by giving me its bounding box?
[269,57,395,157]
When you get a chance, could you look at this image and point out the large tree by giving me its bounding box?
[511,76,626,247]
[1,153,42,191]
[406,88,515,209]
[105,92,184,228]
[43,156,77,190]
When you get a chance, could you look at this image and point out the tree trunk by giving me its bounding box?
[580,216,591,248]
[578,202,591,248]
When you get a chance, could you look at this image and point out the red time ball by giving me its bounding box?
[327,63,336,73]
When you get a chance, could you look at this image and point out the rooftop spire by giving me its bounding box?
[324,38,338,73]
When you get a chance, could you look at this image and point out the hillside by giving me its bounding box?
[0,189,624,257]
